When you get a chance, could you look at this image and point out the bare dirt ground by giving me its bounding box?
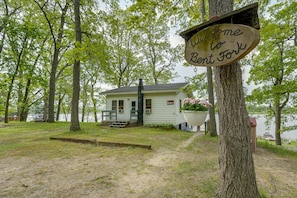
[1,133,297,198]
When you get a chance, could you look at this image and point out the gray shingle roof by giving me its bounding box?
[100,82,188,95]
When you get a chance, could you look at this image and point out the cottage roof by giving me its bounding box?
[100,82,188,95]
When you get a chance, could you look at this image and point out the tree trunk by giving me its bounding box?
[47,52,58,122]
[200,0,217,137]
[275,101,282,145]
[208,0,260,197]
[81,101,85,122]
[93,105,98,123]
[56,93,65,121]
[43,2,68,123]
[62,105,69,122]
[4,85,13,124]
[91,84,98,122]
[5,40,24,123]
[274,42,284,146]
[70,0,81,131]
[81,81,89,123]
[43,93,48,121]
[214,63,260,197]
[19,79,31,121]
[207,66,217,136]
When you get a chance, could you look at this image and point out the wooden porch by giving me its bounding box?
[101,110,138,128]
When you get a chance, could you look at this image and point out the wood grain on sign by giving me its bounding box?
[180,3,259,41]
[185,24,260,67]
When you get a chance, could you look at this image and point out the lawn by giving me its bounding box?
[0,122,297,197]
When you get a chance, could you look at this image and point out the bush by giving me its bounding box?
[144,124,176,130]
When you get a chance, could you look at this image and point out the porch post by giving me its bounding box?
[137,79,144,125]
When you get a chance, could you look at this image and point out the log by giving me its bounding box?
[49,137,152,150]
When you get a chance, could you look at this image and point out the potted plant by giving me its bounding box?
[181,98,212,126]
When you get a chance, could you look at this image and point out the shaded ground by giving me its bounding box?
[1,132,297,197]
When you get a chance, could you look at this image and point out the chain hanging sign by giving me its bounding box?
[180,3,260,67]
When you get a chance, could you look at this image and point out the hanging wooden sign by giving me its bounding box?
[185,24,260,67]
[180,3,260,41]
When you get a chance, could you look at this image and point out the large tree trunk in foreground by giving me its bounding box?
[208,0,260,197]
[214,63,260,197]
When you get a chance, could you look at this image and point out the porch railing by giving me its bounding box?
[101,110,117,121]
[101,110,138,121]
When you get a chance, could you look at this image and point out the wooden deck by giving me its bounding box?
[101,120,138,128]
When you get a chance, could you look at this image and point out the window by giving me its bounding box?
[145,99,152,113]
[118,100,124,113]
[112,100,117,111]
[131,101,137,116]
[167,100,174,105]
[131,101,136,111]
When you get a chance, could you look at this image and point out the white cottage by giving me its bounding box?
[100,79,190,129]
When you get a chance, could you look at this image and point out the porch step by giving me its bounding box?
[110,121,129,128]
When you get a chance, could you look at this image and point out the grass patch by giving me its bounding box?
[257,139,297,159]
[0,122,191,158]
[1,122,297,197]
[143,123,176,130]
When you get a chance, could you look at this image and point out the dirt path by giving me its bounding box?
[253,147,297,197]
[117,132,203,196]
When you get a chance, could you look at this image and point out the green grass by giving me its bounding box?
[1,122,297,197]
[257,139,297,159]
[0,122,192,158]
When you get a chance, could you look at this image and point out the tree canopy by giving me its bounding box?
[0,0,296,134]
[247,0,297,145]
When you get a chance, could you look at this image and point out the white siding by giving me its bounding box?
[106,94,138,121]
[143,92,187,126]
[105,90,188,126]
[175,91,188,125]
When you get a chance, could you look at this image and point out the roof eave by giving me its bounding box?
[101,91,137,96]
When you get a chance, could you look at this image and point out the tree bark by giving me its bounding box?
[70,0,81,131]
[275,99,282,145]
[43,91,48,121]
[200,0,217,136]
[56,93,65,121]
[214,63,260,197]
[19,79,31,121]
[207,66,217,136]
[208,0,260,197]
[91,83,98,122]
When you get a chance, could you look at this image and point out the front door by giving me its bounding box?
[131,101,137,120]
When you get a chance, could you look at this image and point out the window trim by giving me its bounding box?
[145,99,152,114]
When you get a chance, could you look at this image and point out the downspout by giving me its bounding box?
[137,79,144,125]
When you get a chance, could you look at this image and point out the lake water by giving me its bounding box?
[250,114,297,141]
[199,114,297,141]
